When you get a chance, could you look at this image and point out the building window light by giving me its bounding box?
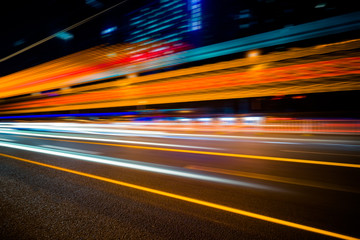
[239,23,250,29]
[239,13,251,19]
[101,26,117,35]
[315,3,327,8]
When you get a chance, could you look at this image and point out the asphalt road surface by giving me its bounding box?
[0,124,359,240]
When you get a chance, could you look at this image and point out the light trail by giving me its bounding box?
[18,135,360,169]
[264,141,300,145]
[0,129,220,150]
[282,150,360,157]
[0,152,358,240]
[40,145,100,155]
[1,128,359,168]
[0,141,270,190]
[186,165,360,193]
[2,122,360,145]
[0,138,15,142]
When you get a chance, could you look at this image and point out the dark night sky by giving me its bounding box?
[0,0,150,76]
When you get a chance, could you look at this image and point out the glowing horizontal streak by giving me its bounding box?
[26,136,360,169]
[0,111,138,119]
[186,165,360,193]
[1,129,359,168]
[2,77,359,114]
[0,138,15,142]
[282,150,360,157]
[1,57,358,110]
[0,129,218,150]
[2,125,360,147]
[0,152,358,240]
[3,124,163,135]
[158,132,360,145]
[264,141,300,145]
[3,123,359,144]
[40,145,100,155]
[0,141,261,188]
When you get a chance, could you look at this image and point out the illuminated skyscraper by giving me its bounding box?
[126,0,202,46]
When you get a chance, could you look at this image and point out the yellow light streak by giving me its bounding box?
[2,77,360,115]
[24,136,360,168]
[0,152,358,240]
[0,38,358,100]
[186,165,360,193]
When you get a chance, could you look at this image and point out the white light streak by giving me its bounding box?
[0,141,275,190]
[0,129,221,150]
[40,145,100,155]
[0,138,15,142]
[264,142,300,145]
[1,122,359,146]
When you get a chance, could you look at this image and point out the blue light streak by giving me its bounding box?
[101,26,117,35]
[0,112,139,120]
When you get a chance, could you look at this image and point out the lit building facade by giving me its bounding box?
[125,0,202,47]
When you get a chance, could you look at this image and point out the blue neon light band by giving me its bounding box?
[0,112,139,120]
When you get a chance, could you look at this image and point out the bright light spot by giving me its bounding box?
[55,31,74,40]
[246,50,260,58]
[101,26,117,35]
[197,118,212,122]
[243,116,264,125]
[179,118,191,122]
[315,3,326,8]
[177,110,192,113]
[292,95,306,99]
[219,117,236,122]
[150,46,169,52]
[106,53,117,58]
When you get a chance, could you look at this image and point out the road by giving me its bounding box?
[0,123,359,240]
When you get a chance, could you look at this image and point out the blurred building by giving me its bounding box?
[204,0,358,44]
[124,0,358,47]
[125,0,203,47]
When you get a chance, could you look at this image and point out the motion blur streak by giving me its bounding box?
[0,128,359,168]
[0,129,218,150]
[0,141,270,189]
[0,152,358,240]
[1,123,359,147]
[0,138,15,142]
[0,39,359,115]
[1,123,165,136]
[186,165,360,193]
[2,118,359,136]
[282,150,360,158]
[17,135,360,169]
[2,121,358,142]
[1,120,359,144]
